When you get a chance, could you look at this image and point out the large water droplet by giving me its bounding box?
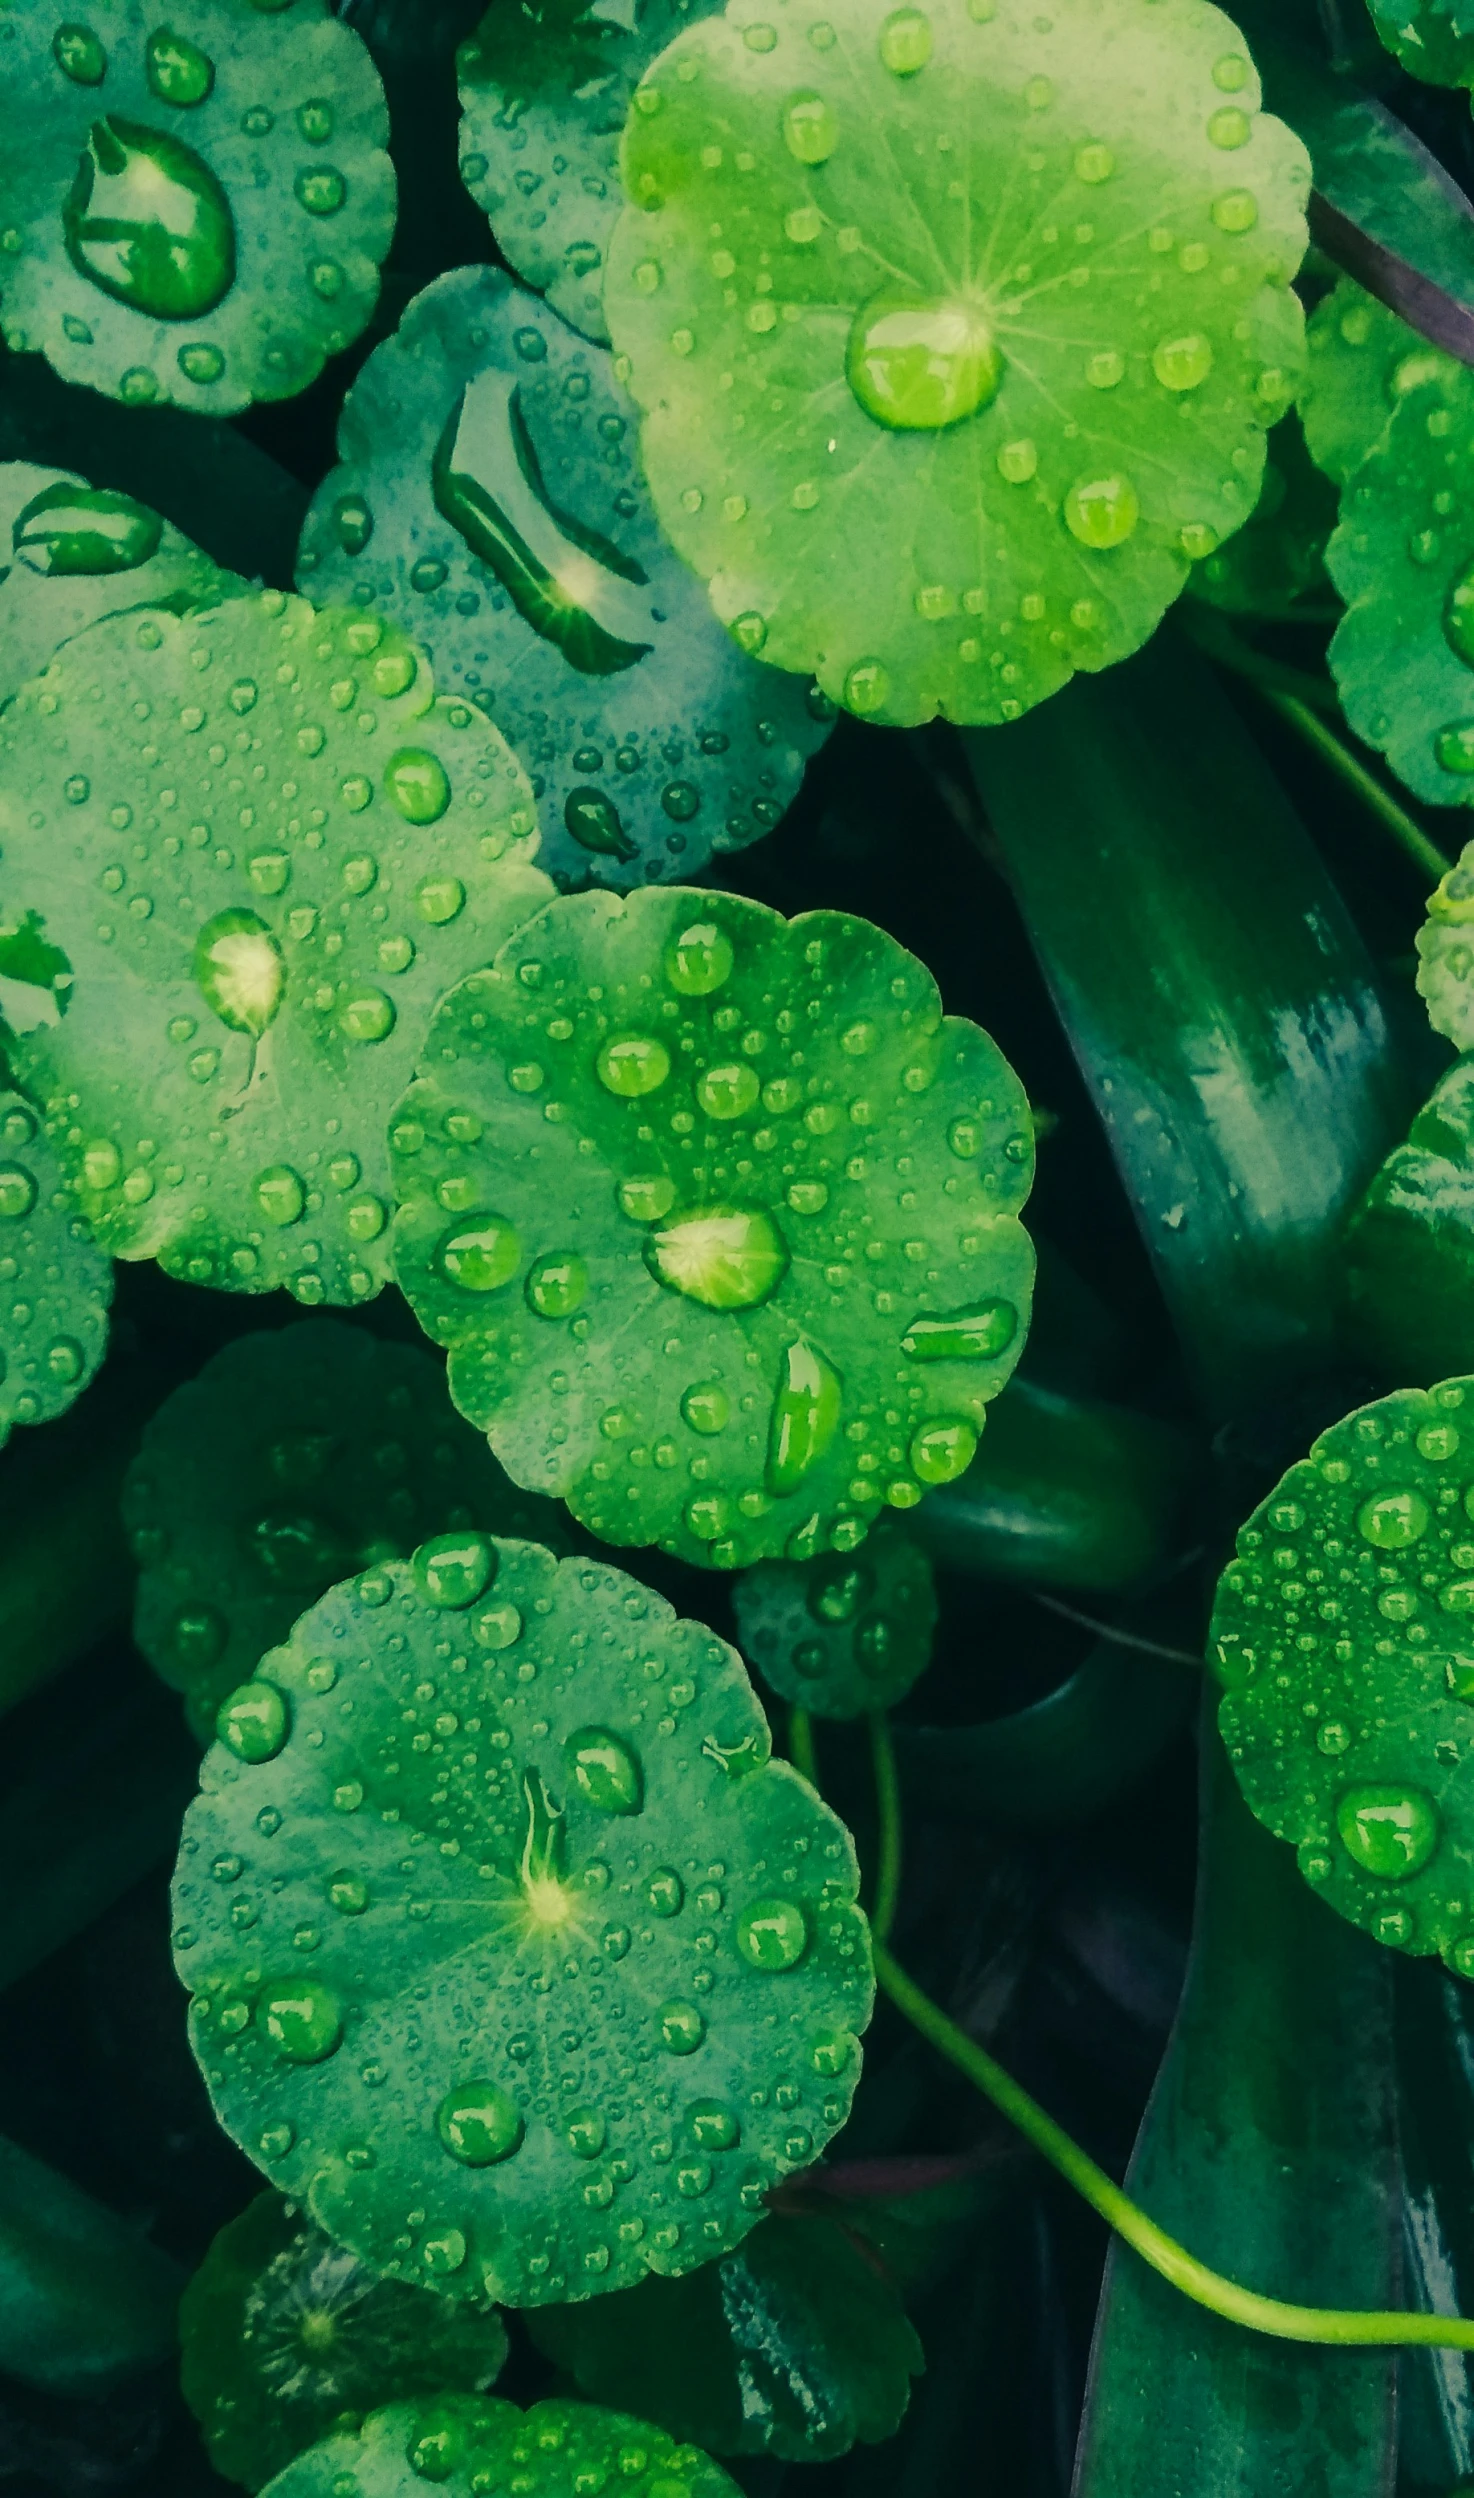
[666,921,734,996]
[415,1530,495,1609]
[767,1337,842,1493]
[681,1379,730,1434]
[737,1896,810,1969]
[1063,473,1139,549]
[565,788,637,861]
[564,1724,644,1815]
[526,1251,587,1317]
[1357,1488,1430,1549]
[1335,1785,1441,1881]
[910,1416,978,1484]
[1152,332,1213,393]
[847,292,1002,431]
[783,88,838,164]
[64,116,236,320]
[0,1164,37,1220]
[901,1299,1017,1361]
[597,1033,671,1097]
[339,984,395,1044]
[619,1175,677,1222]
[658,2000,707,2054]
[146,26,215,106]
[689,2099,741,2150]
[253,1164,305,1227]
[385,750,450,825]
[194,909,285,1037]
[646,1205,789,1309]
[435,1214,521,1293]
[216,1680,289,1763]
[13,482,163,577]
[697,1061,759,1120]
[54,24,107,83]
[879,5,932,70]
[566,2107,607,2158]
[436,2080,524,2164]
[261,1978,341,2063]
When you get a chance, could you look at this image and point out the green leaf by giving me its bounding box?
[181,2190,509,2492]
[457,0,717,344]
[1345,1054,1474,1386]
[0,590,549,1303]
[1367,0,1474,87]
[1212,1376,1474,1969]
[1185,412,1335,615]
[1419,842,1474,1043]
[296,268,833,893]
[0,462,234,697]
[126,1317,570,1741]
[390,885,1034,1570]
[0,0,396,415]
[0,1089,110,1451]
[173,1535,872,2306]
[733,1515,935,1717]
[528,2208,923,2458]
[602,0,1309,728]
[257,2395,740,2498]
[1299,276,1456,484]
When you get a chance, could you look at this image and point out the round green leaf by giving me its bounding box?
[390,886,1034,1571]
[733,1514,935,1717]
[1346,1056,1474,1386]
[529,2207,923,2459]
[0,0,396,415]
[182,2190,508,2493]
[0,462,234,698]
[174,1536,872,2306]
[602,0,1309,728]
[457,0,716,344]
[259,2396,739,2498]
[1213,1375,1474,1970]
[1420,844,1474,1046]
[295,267,832,892]
[127,1318,570,1741]
[1325,370,1474,806]
[0,1088,110,1448]
[0,590,549,1303]
[1368,0,1474,86]
[1184,413,1334,617]
[1300,277,1458,486]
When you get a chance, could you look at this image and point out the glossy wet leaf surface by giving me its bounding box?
[390,885,1034,1570]
[1346,1057,1474,1386]
[1185,412,1334,616]
[457,0,717,342]
[296,268,832,891]
[1300,278,1459,486]
[602,0,1308,727]
[127,1318,569,1741]
[0,461,233,700]
[733,1514,935,1717]
[0,1088,110,1450]
[1419,844,1474,1044]
[529,2207,923,2458]
[0,590,549,1303]
[0,0,397,414]
[1368,0,1474,85]
[182,2189,508,2493]
[174,1537,872,2305]
[263,2395,739,2498]
[1214,1376,1474,1970]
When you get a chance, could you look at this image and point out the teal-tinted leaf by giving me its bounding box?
[390,886,1034,1570]
[1419,844,1474,1043]
[174,1537,872,2305]
[734,1516,935,1718]
[182,2191,508,2493]
[0,0,396,414]
[1345,1055,1474,1386]
[528,2208,923,2458]
[1213,1376,1474,1968]
[259,2396,740,2498]
[457,0,716,343]
[296,267,832,892]
[1368,0,1474,86]
[1185,413,1335,615]
[0,462,235,696]
[602,0,1309,728]
[1300,277,1459,484]
[0,1089,110,1449]
[126,1318,569,1741]
[0,591,549,1302]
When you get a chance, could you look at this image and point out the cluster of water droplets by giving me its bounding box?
[734,1514,937,1717]
[0,1088,110,1443]
[274,2394,738,2498]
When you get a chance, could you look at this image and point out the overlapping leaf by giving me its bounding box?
[0,1089,110,1449]
[1368,0,1474,86]
[296,268,831,891]
[1346,1056,1474,1385]
[390,886,1035,1570]
[175,1536,873,2305]
[0,590,549,1303]
[733,1515,936,1717]
[0,0,396,414]
[1419,843,1474,1040]
[1185,414,1335,616]
[0,462,234,701]
[261,2396,740,2498]
[1300,277,1459,485]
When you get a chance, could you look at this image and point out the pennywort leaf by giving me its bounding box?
[182,2190,509,2494]
[296,267,832,892]
[174,1536,872,2306]
[1419,843,1474,1042]
[126,1319,569,1741]
[0,591,549,1304]
[1300,276,1459,485]
[1368,0,1474,88]
[259,2396,740,2498]
[0,1089,111,1449]
[0,0,397,415]
[1345,1057,1474,1386]
[0,462,234,700]
[1184,413,1335,616]
[1213,1377,1474,1969]
[733,1514,936,1717]
[390,886,1035,1570]
[603,0,1309,728]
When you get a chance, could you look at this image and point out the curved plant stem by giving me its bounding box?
[1030,1590,1204,1668]
[1175,607,1342,710]
[788,1705,818,1788]
[867,1710,902,1943]
[874,1941,1474,2352]
[1264,693,1452,887]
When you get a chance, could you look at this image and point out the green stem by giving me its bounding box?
[1175,607,1341,710]
[874,1941,1474,2352]
[1264,692,1452,887]
[788,1705,817,1787]
[867,1711,902,1943]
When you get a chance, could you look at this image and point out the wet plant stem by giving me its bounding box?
[788,1705,818,1787]
[867,1710,902,1943]
[1264,693,1452,887]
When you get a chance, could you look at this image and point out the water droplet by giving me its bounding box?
[689,2100,741,2150]
[473,1600,522,1650]
[782,89,838,164]
[597,1033,672,1097]
[901,1298,1017,1361]
[1336,1785,1441,1880]
[0,1164,36,1220]
[844,659,890,715]
[809,1556,875,1623]
[64,115,236,319]
[619,1175,677,1222]
[737,1896,810,1969]
[697,1062,759,1120]
[435,2077,524,2164]
[565,1726,644,1815]
[339,985,395,1044]
[910,1416,977,1484]
[262,1979,341,2063]
[295,165,346,216]
[566,2108,607,2158]
[435,1214,520,1292]
[1444,562,1474,668]
[996,438,1038,484]
[54,24,107,83]
[1317,1721,1351,1756]
[329,1871,368,1915]
[172,1604,225,1667]
[1212,187,1258,231]
[146,27,215,106]
[1436,723,1474,775]
[879,6,931,71]
[13,481,163,577]
[810,2027,853,2074]
[658,2000,707,2054]
[414,875,466,927]
[666,921,734,995]
[1152,332,1213,392]
[1063,473,1139,549]
[333,493,373,555]
[194,909,285,1037]
[523,1251,587,1319]
[1207,105,1251,148]
[767,1337,842,1493]
[1357,1488,1430,1549]
[564,789,636,861]
[386,749,451,825]
[648,1866,685,1915]
[414,1530,495,1610]
[253,1164,305,1227]
[646,1205,789,1309]
[216,1679,289,1762]
[847,291,1002,431]
[1074,141,1115,182]
[681,1380,730,1435]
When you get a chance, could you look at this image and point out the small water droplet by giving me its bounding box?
[261,1978,342,2063]
[1336,1785,1441,1880]
[619,1174,677,1222]
[783,88,838,164]
[666,920,734,995]
[339,984,395,1044]
[216,1680,289,1763]
[565,1725,644,1815]
[648,1866,685,1915]
[564,789,636,861]
[0,1163,37,1220]
[525,1251,588,1318]
[902,1298,1017,1361]
[1152,332,1213,392]
[1357,1489,1430,1549]
[436,2081,524,2164]
[146,27,215,105]
[435,1214,521,1292]
[879,6,931,72]
[566,2108,607,2157]
[697,1061,759,1120]
[657,2000,707,2054]
[1063,473,1139,549]
[910,1415,978,1484]
[737,1896,810,1969]
[385,749,451,825]
[54,24,107,83]
[1207,105,1251,148]
[253,1164,305,1227]
[597,1033,672,1097]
